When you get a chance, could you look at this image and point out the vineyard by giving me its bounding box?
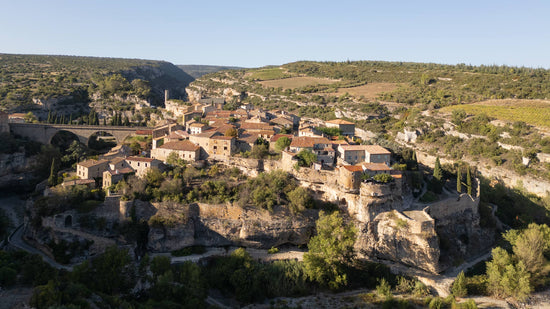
[442,99,550,129]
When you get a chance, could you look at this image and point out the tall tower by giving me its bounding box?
[164,89,170,104]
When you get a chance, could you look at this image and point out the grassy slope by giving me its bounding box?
[0,54,193,111]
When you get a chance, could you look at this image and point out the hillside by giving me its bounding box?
[177,64,243,79]
[0,54,194,112]
[189,61,550,201]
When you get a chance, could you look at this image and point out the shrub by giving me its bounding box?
[373,173,394,183]
[268,247,280,254]
[376,278,392,298]
[451,271,467,297]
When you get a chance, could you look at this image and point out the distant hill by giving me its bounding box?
[178,65,243,79]
[0,54,194,111]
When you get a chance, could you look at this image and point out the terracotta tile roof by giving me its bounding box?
[364,145,391,155]
[107,167,134,175]
[290,136,331,148]
[270,117,293,126]
[9,113,26,118]
[189,122,208,128]
[167,130,189,139]
[192,131,219,139]
[78,159,108,168]
[339,145,391,155]
[211,135,234,141]
[238,132,259,144]
[362,162,391,171]
[326,119,355,125]
[240,122,273,131]
[270,134,294,142]
[126,156,156,163]
[159,140,200,151]
[109,157,126,165]
[342,165,363,172]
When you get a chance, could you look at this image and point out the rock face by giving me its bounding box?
[357,214,440,273]
[123,201,318,252]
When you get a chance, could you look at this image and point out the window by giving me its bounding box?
[224,146,227,151]
[138,162,140,167]
[145,163,148,167]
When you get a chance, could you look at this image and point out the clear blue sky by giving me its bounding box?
[1,0,549,68]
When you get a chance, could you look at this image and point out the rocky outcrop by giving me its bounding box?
[122,201,318,252]
[357,210,441,273]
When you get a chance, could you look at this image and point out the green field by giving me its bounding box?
[442,100,550,129]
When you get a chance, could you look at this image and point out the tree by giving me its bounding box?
[225,127,238,137]
[251,144,269,159]
[486,247,531,301]
[451,271,467,297]
[433,157,442,181]
[24,112,37,123]
[504,223,550,276]
[304,211,357,290]
[287,186,313,213]
[61,140,87,166]
[466,167,472,195]
[48,158,58,186]
[296,149,317,167]
[274,136,291,152]
[146,167,165,187]
[456,166,462,193]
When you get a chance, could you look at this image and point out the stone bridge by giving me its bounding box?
[9,123,149,145]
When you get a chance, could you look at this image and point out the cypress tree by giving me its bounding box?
[124,116,129,126]
[457,166,462,193]
[47,110,52,123]
[61,114,65,124]
[103,117,106,126]
[433,157,442,181]
[94,112,99,125]
[48,158,58,186]
[466,167,472,195]
[68,114,73,124]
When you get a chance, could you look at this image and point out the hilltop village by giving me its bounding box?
[73,95,396,195]
[4,90,488,280]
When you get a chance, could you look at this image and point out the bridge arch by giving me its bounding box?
[49,130,85,148]
[88,131,118,150]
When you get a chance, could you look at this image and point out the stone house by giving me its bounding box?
[289,136,335,166]
[364,145,391,165]
[77,159,109,180]
[325,119,355,137]
[151,140,201,162]
[125,156,162,177]
[108,157,130,171]
[298,126,324,138]
[337,145,391,165]
[189,122,209,135]
[102,167,134,189]
[189,131,218,159]
[338,165,363,192]
[209,135,235,158]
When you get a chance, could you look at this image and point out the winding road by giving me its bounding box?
[8,224,72,271]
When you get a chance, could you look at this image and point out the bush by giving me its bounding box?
[171,246,206,257]
[268,247,280,254]
[451,271,467,297]
[0,266,17,287]
[373,173,394,183]
[376,278,392,298]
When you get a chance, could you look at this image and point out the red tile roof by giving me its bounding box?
[342,165,363,172]
[126,156,156,163]
[270,134,294,142]
[290,136,330,148]
[159,140,200,151]
[240,122,273,131]
[78,159,108,168]
[362,162,391,171]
